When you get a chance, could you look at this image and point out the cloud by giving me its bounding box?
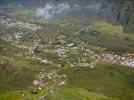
[36,2,70,19]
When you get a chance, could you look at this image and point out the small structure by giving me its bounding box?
[41,59,53,65]
[32,80,40,86]
[58,81,66,86]
[68,43,75,47]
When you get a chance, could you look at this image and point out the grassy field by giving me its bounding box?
[77,21,134,54]
[61,63,134,100]
[47,88,118,100]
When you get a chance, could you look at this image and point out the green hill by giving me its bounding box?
[61,63,134,100]
[47,88,118,100]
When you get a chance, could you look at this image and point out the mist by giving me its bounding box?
[36,2,70,19]
[36,2,101,19]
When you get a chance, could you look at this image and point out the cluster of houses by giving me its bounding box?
[84,49,134,67]
[28,37,134,68]
[8,31,133,68]
[0,16,42,43]
[121,59,134,67]
[55,38,134,67]
[32,70,66,94]
[0,16,42,31]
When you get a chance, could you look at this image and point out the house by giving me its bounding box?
[58,81,66,86]
[32,80,40,86]
[41,59,53,65]
[68,43,75,47]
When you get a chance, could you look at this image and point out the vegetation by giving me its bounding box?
[78,21,134,54]
[0,1,134,100]
[61,63,134,100]
[47,88,118,100]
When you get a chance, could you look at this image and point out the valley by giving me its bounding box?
[0,1,134,100]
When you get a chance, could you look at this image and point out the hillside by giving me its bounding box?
[0,0,134,100]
